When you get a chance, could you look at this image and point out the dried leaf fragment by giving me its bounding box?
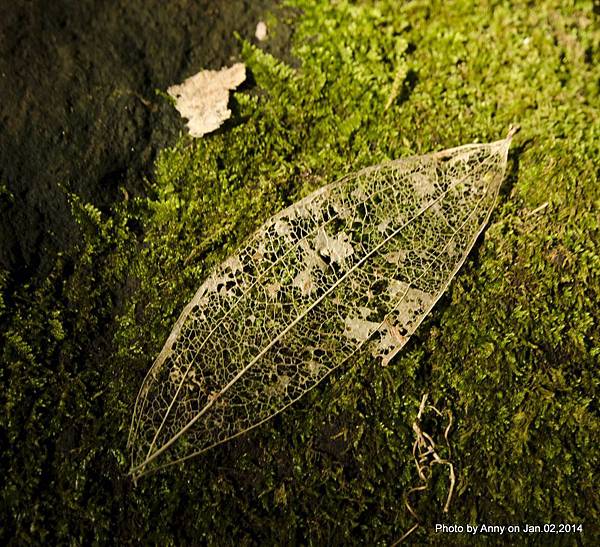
[128,128,518,479]
[167,63,246,137]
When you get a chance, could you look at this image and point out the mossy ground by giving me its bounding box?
[1,0,599,544]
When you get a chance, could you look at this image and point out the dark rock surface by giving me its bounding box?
[0,0,281,281]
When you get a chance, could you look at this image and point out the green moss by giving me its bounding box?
[1,0,599,544]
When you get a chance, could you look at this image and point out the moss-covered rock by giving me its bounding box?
[1,0,598,543]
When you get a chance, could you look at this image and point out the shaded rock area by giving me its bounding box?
[0,0,286,282]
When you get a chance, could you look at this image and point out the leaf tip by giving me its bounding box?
[506,125,521,140]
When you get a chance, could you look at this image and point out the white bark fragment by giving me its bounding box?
[167,63,246,138]
[255,21,268,41]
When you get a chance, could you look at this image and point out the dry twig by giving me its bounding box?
[394,393,455,544]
